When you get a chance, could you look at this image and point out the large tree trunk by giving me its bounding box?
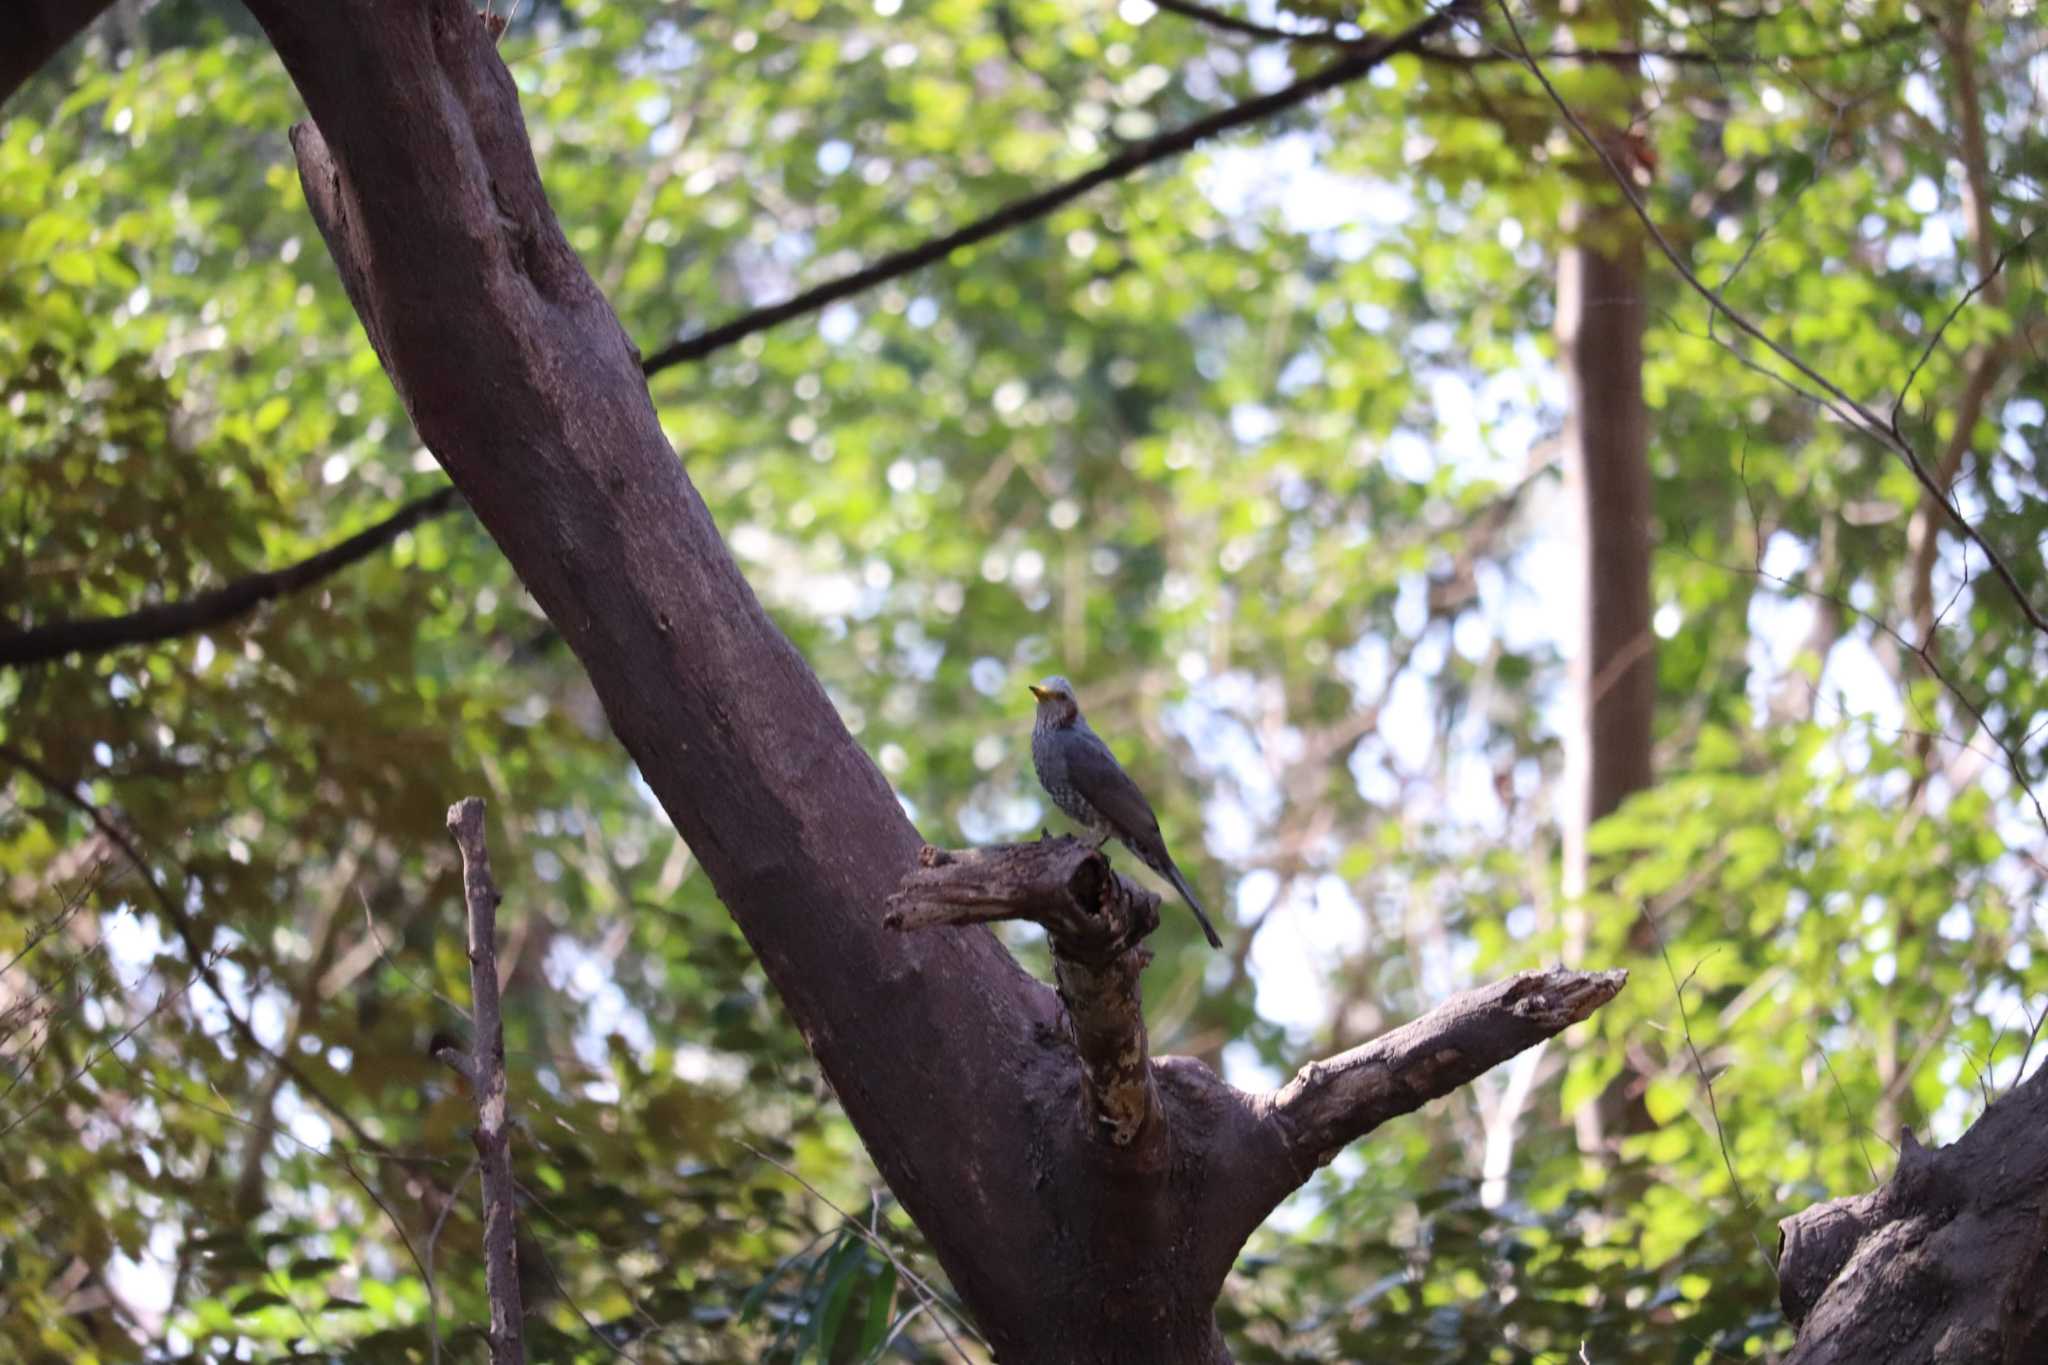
[1778,1060,2048,1364]
[232,1,1619,1357]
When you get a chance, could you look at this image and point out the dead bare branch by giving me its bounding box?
[445,797,527,1365]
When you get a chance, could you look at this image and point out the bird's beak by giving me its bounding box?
[1028,684,1049,701]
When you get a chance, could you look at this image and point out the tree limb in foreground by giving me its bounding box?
[1264,967,1627,1175]
[889,838,1166,1147]
[0,0,113,109]
[889,838,1626,1229]
[1777,1060,2048,1363]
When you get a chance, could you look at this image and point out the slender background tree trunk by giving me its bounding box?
[1554,0,1654,1158]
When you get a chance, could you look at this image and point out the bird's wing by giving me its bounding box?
[1064,731,1163,841]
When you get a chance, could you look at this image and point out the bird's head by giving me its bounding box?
[1028,675,1082,727]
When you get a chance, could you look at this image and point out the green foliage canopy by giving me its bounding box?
[1,1,2041,1360]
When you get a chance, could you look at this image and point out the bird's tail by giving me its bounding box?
[1163,861,1224,950]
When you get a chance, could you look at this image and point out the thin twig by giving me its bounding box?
[523,1229,643,1363]
[1890,234,2036,435]
[639,3,1468,376]
[1156,0,1923,67]
[737,1139,984,1359]
[104,1051,440,1306]
[1641,908,1778,1281]
[0,487,461,668]
[1483,0,2048,642]
[0,958,211,1140]
[1151,0,1356,46]
[0,892,88,981]
[1816,1044,1881,1185]
[360,884,468,1018]
[425,1157,481,1365]
[0,743,412,1157]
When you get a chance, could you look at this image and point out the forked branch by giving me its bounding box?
[889,838,1163,1146]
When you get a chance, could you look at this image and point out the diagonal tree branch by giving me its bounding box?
[1151,0,1358,47]
[1261,967,1627,1178]
[638,1,1468,376]
[0,0,114,109]
[0,485,461,667]
[1155,0,1925,67]
[11,5,1451,665]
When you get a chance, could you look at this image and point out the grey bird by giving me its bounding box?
[1029,675,1223,949]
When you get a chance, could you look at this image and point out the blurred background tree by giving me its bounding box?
[1,0,2041,1359]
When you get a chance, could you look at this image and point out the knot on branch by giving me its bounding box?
[1776,1127,1962,1333]
[884,838,1160,966]
[1777,1200,1869,1330]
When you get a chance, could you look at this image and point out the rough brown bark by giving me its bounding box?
[237,2,1619,1356]
[1778,1061,2048,1364]
[888,839,1164,1147]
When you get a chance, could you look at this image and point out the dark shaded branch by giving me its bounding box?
[638,1,1468,376]
[1423,22,1929,67]
[1151,0,1356,47]
[1,0,114,109]
[1778,1064,2048,1362]
[445,798,526,1365]
[1156,0,1924,67]
[0,485,461,667]
[888,838,1164,1146]
[1263,967,1626,1175]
